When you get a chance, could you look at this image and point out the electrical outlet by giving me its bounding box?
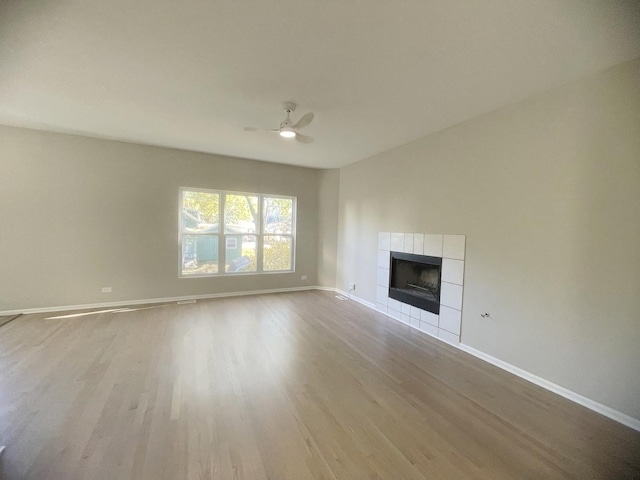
[101,287,112,293]
[301,275,308,280]
[349,282,356,291]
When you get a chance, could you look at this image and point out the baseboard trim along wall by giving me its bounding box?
[2,287,638,432]
[335,289,377,309]
[455,344,640,432]
[0,286,322,317]
[345,291,640,433]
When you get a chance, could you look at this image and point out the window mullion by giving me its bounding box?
[219,192,225,274]
[256,195,264,272]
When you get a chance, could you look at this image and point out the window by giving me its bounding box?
[180,188,295,276]
[263,196,294,271]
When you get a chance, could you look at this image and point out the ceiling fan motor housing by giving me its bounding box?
[244,101,314,143]
[283,102,297,113]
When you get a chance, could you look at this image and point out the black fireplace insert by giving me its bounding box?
[388,251,442,314]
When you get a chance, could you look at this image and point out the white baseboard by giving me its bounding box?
[3,287,638,431]
[456,344,640,432]
[334,289,377,309]
[314,286,340,293]
[0,286,320,316]
[345,291,640,432]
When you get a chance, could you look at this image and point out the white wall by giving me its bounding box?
[317,169,339,287]
[334,58,640,419]
[0,127,320,311]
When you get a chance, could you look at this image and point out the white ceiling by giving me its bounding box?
[1,1,639,169]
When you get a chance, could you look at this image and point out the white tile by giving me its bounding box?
[401,303,411,315]
[440,282,463,310]
[419,322,439,336]
[443,235,466,260]
[377,250,390,269]
[377,267,390,287]
[401,314,411,325]
[391,233,404,251]
[388,298,402,311]
[439,306,461,335]
[413,234,424,254]
[375,303,388,314]
[410,306,422,319]
[442,258,465,285]
[424,234,443,257]
[403,233,414,253]
[420,310,439,326]
[378,232,391,251]
[438,329,460,344]
[410,317,420,329]
[388,308,402,320]
[376,286,389,305]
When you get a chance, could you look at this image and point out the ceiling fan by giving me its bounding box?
[244,102,314,143]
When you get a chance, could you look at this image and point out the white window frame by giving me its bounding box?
[262,194,296,273]
[179,187,296,277]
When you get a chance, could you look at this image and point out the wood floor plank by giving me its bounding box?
[0,291,638,479]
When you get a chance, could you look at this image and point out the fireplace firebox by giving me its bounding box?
[389,251,442,314]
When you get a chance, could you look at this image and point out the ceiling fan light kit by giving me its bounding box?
[245,102,315,143]
[279,127,296,138]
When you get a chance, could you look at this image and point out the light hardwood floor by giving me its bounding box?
[0,290,638,479]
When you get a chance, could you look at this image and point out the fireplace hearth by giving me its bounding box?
[389,251,442,314]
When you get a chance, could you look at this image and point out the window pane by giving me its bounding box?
[182,191,219,233]
[182,234,218,275]
[263,197,293,234]
[225,194,258,234]
[225,235,257,273]
[263,236,292,271]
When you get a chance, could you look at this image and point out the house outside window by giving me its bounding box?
[180,188,295,276]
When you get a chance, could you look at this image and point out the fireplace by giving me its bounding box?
[389,251,442,314]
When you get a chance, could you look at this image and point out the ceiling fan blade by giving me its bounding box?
[291,112,314,130]
[244,127,280,133]
[295,133,314,144]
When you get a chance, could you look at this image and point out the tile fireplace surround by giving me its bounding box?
[376,232,466,344]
